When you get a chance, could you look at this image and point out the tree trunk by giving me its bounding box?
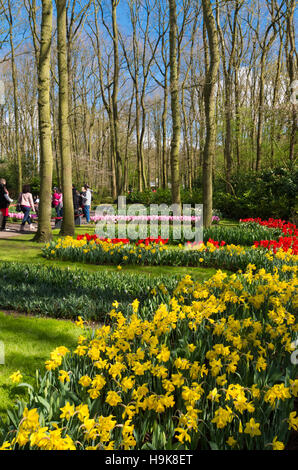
[161,74,168,189]
[168,0,181,206]
[202,0,220,228]
[56,0,74,236]
[285,0,297,164]
[34,0,53,242]
[7,0,22,193]
[111,0,123,196]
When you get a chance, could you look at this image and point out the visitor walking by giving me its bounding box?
[82,184,92,223]
[18,184,36,231]
[0,178,13,232]
[56,188,63,217]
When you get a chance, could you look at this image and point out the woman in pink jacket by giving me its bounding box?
[52,188,63,218]
[18,184,36,231]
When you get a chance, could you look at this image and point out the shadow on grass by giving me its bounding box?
[0,311,81,417]
[0,316,79,346]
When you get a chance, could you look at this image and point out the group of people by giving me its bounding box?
[52,185,92,223]
[72,184,92,223]
[0,179,36,232]
[0,179,93,233]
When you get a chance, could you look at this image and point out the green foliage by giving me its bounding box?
[126,187,203,206]
[0,262,178,322]
[213,167,298,221]
[126,166,297,222]
[204,224,283,245]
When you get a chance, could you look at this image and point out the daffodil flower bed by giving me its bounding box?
[42,235,298,278]
[1,262,298,450]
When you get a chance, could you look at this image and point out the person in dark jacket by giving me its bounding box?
[0,178,13,231]
[72,185,80,214]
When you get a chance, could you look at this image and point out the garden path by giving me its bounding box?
[0,222,37,238]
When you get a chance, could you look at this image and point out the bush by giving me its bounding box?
[126,188,203,207]
[213,167,298,221]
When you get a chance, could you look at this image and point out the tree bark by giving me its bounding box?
[285,0,297,164]
[34,0,53,242]
[111,0,123,196]
[6,0,22,193]
[168,0,181,206]
[56,0,74,235]
[202,0,220,228]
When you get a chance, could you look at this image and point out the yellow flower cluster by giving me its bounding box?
[1,407,76,450]
[46,236,169,255]
[4,260,298,450]
[45,346,70,371]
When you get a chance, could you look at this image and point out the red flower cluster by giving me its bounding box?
[77,234,98,241]
[135,236,168,246]
[207,238,226,248]
[77,234,130,243]
[254,236,298,255]
[76,234,168,245]
[100,237,130,244]
[240,218,298,236]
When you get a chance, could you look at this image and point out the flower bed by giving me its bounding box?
[90,214,220,224]
[254,236,298,256]
[0,262,177,321]
[42,218,298,274]
[1,263,298,450]
[1,217,297,450]
[204,223,284,246]
[42,234,298,278]
[88,217,283,246]
[8,212,37,221]
[240,218,298,237]
[77,234,169,245]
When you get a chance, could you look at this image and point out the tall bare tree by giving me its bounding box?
[0,0,23,193]
[202,0,220,227]
[34,0,53,242]
[56,0,74,235]
[284,0,297,164]
[168,0,181,205]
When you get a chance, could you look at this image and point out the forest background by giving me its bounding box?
[0,0,297,232]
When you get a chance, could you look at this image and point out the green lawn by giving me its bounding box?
[0,311,82,419]
[0,226,219,281]
[217,218,239,226]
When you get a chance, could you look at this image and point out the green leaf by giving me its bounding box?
[209,441,219,450]
[6,409,19,429]
[36,395,51,413]
[16,382,34,391]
